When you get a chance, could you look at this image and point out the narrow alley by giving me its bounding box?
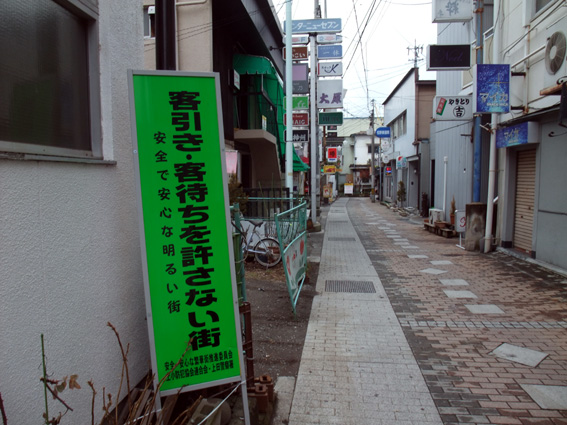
[288,197,567,425]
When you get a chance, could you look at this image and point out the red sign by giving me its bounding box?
[284,113,309,126]
[283,46,309,60]
[327,147,337,159]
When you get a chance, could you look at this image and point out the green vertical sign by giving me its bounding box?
[129,71,241,394]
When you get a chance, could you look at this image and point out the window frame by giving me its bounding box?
[0,0,102,160]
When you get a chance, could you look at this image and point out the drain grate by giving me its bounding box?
[328,220,348,223]
[328,237,356,241]
[325,280,376,293]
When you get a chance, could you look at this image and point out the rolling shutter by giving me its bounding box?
[513,149,536,253]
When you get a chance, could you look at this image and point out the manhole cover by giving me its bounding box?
[328,237,356,241]
[325,280,376,293]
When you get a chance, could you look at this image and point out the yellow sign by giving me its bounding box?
[323,165,336,174]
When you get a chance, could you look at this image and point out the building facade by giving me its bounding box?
[1,1,148,423]
[431,0,566,269]
[382,68,435,211]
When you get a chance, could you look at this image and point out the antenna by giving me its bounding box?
[407,40,423,68]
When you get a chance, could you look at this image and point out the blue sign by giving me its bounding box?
[474,64,510,114]
[285,18,342,34]
[375,127,391,138]
[496,122,539,149]
[317,44,343,59]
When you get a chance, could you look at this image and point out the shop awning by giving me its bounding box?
[234,54,309,173]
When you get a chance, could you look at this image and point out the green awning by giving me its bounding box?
[233,54,309,172]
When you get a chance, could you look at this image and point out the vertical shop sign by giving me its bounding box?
[128,71,243,395]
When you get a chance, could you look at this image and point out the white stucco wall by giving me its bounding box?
[0,1,150,423]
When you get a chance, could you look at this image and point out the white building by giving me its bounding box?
[382,68,435,210]
[0,0,148,423]
[431,0,567,269]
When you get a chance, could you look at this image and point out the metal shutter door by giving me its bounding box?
[513,149,536,253]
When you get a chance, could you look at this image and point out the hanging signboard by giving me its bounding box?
[495,122,539,149]
[317,44,343,59]
[432,0,473,22]
[434,96,473,120]
[285,95,309,110]
[318,61,343,77]
[292,63,309,94]
[323,165,337,174]
[128,71,245,397]
[319,111,343,125]
[375,127,391,138]
[473,64,510,113]
[427,44,471,70]
[396,155,408,169]
[283,46,309,61]
[285,18,342,34]
[327,147,338,162]
[317,79,343,108]
[284,112,309,126]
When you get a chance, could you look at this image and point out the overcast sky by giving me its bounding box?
[276,0,438,119]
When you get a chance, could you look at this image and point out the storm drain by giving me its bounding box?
[328,220,349,223]
[328,237,356,242]
[325,280,376,293]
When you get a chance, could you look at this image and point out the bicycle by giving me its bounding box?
[233,219,282,268]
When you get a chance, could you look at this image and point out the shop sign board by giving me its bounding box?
[283,46,309,61]
[292,63,309,94]
[128,71,244,396]
[427,44,471,70]
[318,61,343,77]
[317,44,343,59]
[432,0,473,22]
[327,147,338,162]
[496,122,539,149]
[473,64,510,113]
[284,112,309,126]
[317,34,343,44]
[318,111,343,126]
[285,129,309,143]
[434,96,473,120]
[317,79,343,108]
[285,95,309,110]
[285,18,342,34]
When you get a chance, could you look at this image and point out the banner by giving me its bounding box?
[129,71,243,395]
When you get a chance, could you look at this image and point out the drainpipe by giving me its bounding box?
[443,156,448,219]
[484,0,501,253]
[155,0,177,70]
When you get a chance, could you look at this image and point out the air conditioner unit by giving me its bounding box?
[541,19,567,89]
[544,30,566,81]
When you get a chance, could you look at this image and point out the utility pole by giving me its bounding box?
[285,1,293,195]
[407,40,423,68]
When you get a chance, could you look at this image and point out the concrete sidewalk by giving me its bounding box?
[281,197,567,425]
[287,197,443,425]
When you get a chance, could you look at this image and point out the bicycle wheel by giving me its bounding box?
[254,237,281,268]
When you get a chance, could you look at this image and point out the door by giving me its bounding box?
[513,149,536,254]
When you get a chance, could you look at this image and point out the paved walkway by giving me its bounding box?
[288,197,567,425]
[289,198,443,425]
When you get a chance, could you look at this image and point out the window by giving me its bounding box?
[144,6,156,38]
[535,0,553,13]
[389,111,407,140]
[0,0,101,159]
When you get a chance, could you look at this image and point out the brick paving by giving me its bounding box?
[347,198,567,425]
